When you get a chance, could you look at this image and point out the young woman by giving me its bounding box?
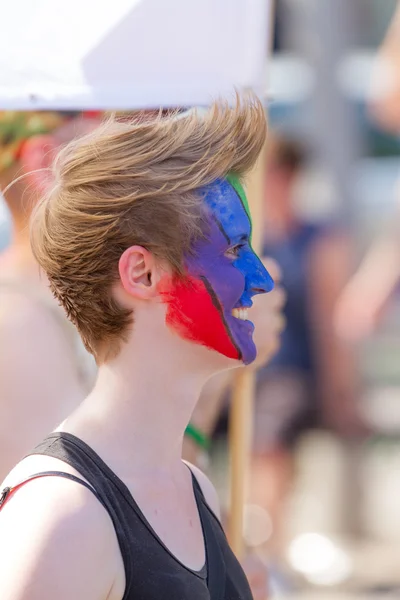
[0,97,279,600]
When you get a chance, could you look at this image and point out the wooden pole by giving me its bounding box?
[228,364,256,556]
[228,1,275,557]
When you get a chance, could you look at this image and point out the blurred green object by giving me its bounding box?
[184,423,211,450]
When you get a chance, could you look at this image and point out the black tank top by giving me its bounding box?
[20,432,253,600]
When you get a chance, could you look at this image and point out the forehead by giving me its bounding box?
[201,177,252,242]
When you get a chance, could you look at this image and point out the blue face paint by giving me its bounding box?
[163,177,274,365]
[200,178,274,363]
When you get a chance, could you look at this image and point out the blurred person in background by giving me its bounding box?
[0,111,98,481]
[335,1,400,341]
[249,133,363,559]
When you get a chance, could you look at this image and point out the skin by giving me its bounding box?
[334,227,400,342]
[0,176,275,599]
[0,121,98,482]
[369,1,400,132]
[0,288,86,480]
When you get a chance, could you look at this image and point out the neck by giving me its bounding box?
[65,320,219,476]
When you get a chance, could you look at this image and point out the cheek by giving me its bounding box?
[187,251,246,311]
[158,275,240,360]
[211,261,246,308]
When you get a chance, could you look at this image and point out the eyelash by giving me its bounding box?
[225,243,246,259]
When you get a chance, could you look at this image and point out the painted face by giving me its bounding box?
[162,175,274,365]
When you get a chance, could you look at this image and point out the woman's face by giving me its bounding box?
[163,176,274,365]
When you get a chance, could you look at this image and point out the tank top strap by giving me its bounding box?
[29,432,135,598]
[184,465,228,599]
[187,466,204,498]
[27,432,234,600]
[2,432,252,599]
[0,470,105,511]
[186,465,224,534]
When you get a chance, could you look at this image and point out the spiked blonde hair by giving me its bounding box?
[30,95,267,362]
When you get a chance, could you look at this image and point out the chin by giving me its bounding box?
[206,342,257,373]
[240,345,257,367]
[188,339,243,374]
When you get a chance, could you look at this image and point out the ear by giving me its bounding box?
[19,134,58,193]
[118,246,161,300]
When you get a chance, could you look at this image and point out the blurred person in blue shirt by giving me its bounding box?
[184,131,363,567]
[249,133,363,558]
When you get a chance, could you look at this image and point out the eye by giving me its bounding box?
[225,243,246,260]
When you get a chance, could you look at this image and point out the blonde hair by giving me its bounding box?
[30,95,267,362]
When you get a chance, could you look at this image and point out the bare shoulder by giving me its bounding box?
[0,289,63,345]
[0,284,84,408]
[183,461,221,520]
[0,292,64,367]
[0,456,123,600]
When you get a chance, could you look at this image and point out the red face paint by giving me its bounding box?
[159,274,240,360]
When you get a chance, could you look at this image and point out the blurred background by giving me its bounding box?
[2,1,400,598]
[202,1,400,598]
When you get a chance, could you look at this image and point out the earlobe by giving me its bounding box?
[119,246,157,300]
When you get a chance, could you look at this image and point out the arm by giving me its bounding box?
[369,1,400,132]
[0,476,118,600]
[0,295,86,478]
[334,232,400,341]
[334,181,400,342]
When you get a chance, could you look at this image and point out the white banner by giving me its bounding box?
[0,0,271,109]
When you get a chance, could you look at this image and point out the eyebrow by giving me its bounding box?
[213,216,230,244]
[226,174,252,224]
[228,232,250,246]
[236,234,249,243]
[213,218,250,247]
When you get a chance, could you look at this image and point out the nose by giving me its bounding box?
[248,253,275,296]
